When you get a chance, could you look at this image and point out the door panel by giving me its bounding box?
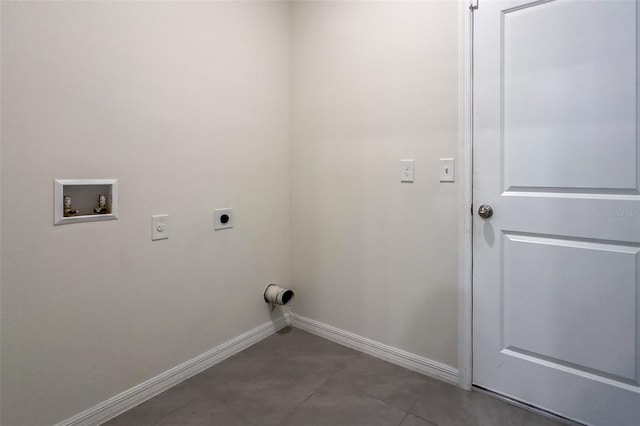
[473,1,640,425]
[503,234,638,382]
[503,0,637,190]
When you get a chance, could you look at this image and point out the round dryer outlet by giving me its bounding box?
[214,208,233,230]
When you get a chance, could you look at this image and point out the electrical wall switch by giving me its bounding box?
[401,159,414,182]
[440,158,455,182]
[152,215,169,241]
[214,208,233,230]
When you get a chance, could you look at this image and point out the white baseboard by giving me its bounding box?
[57,315,289,426]
[288,313,459,385]
[56,312,457,426]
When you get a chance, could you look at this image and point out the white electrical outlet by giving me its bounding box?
[152,215,169,241]
[401,159,414,182]
[440,158,455,182]
[214,208,233,230]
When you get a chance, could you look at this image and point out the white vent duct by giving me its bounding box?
[264,284,295,306]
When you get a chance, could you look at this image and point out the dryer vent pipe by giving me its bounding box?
[264,284,295,306]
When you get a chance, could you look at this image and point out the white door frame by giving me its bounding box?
[457,0,474,391]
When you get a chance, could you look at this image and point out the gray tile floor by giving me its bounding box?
[104,327,566,426]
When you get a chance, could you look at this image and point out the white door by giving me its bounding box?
[472,1,640,425]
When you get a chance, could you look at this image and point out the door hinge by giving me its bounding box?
[470,203,474,216]
[470,0,479,11]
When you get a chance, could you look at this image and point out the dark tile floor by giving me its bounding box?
[104,327,567,426]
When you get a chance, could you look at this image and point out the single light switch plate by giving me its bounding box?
[152,215,169,241]
[401,159,414,182]
[440,158,455,182]
[214,208,233,230]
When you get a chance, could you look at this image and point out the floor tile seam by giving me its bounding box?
[409,411,454,426]
[276,377,333,425]
[326,377,416,417]
[406,395,443,426]
[404,392,422,418]
[331,368,433,390]
[362,389,418,416]
[399,412,440,426]
[323,368,425,414]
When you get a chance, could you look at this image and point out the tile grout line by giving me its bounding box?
[405,390,421,417]
[403,393,440,426]
[277,377,332,425]
[398,412,410,426]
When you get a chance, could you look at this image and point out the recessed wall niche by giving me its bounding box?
[54,179,118,225]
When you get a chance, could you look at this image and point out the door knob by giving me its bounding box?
[478,204,493,219]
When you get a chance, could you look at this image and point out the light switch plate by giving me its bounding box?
[214,208,233,230]
[440,158,455,182]
[152,215,169,241]
[401,159,414,182]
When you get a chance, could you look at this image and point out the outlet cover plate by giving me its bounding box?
[214,208,233,230]
[152,215,169,241]
[401,159,414,182]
